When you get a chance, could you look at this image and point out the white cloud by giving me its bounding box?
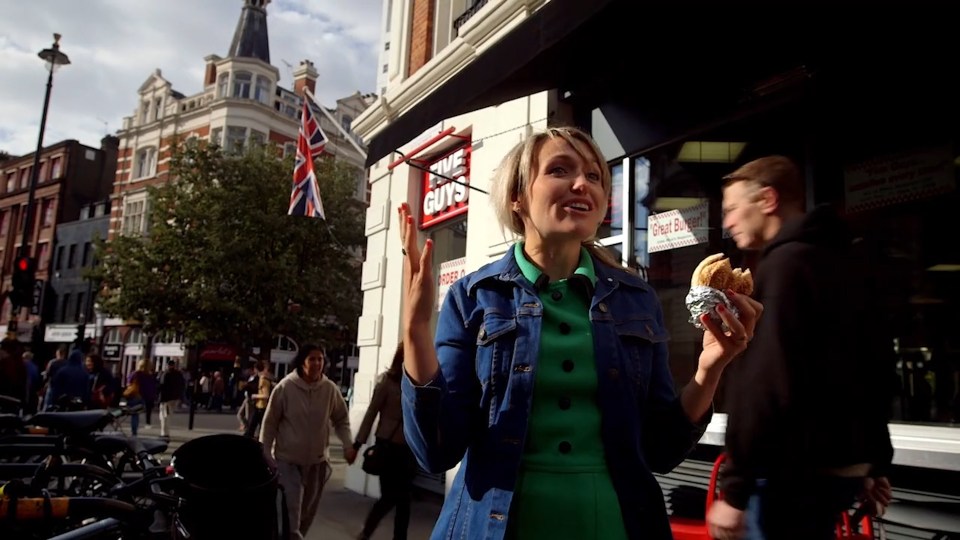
[0,0,382,156]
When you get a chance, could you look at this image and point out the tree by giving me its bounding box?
[90,140,366,356]
[0,150,12,162]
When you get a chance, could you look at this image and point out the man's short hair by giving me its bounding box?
[723,155,806,210]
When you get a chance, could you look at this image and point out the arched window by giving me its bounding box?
[233,71,252,99]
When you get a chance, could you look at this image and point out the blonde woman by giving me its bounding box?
[397,127,763,539]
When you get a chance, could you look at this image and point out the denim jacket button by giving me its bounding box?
[558,441,572,454]
[562,359,574,372]
[608,368,619,380]
[551,290,563,301]
[598,302,608,313]
[559,322,571,335]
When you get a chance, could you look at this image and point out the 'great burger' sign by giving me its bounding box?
[420,143,471,229]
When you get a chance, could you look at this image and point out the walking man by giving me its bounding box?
[158,360,185,439]
[708,155,895,540]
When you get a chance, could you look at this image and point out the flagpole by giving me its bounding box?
[304,89,367,161]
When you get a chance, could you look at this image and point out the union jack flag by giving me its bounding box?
[287,101,328,219]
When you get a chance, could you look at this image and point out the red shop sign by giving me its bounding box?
[200,344,238,361]
[420,143,471,230]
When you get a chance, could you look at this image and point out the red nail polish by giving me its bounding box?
[727,289,736,297]
[717,305,726,313]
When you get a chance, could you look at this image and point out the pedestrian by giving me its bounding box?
[354,342,417,540]
[85,353,117,409]
[22,351,41,415]
[159,360,186,439]
[0,339,27,412]
[397,126,762,539]
[138,361,158,428]
[125,360,154,436]
[707,155,895,540]
[260,344,357,540]
[48,346,90,410]
[244,361,272,439]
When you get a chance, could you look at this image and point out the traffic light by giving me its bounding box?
[11,256,36,309]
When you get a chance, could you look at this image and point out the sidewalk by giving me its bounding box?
[153,410,443,539]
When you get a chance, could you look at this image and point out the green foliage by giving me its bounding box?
[89,140,366,351]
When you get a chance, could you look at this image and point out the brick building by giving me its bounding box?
[105,0,374,377]
[0,137,118,337]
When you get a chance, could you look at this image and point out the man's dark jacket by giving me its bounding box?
[721,205,895,509]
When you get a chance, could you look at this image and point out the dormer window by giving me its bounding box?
[233,71,252,99]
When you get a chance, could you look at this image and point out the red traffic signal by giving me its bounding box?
[11,256,36,309]
[16,257,30,272]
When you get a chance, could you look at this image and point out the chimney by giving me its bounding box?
[204,55,222,87]
[293,60,318,97]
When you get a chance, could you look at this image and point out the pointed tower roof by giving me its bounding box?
[228,0,271,63]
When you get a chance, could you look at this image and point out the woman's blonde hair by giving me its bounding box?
[136,359,151,373]
[490,126,624,271]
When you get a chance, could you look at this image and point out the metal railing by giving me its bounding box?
[453,0,489,36]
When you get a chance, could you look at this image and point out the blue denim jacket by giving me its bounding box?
[401,247,710,540]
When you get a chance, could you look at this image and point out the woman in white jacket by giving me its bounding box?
[260,344,357,540]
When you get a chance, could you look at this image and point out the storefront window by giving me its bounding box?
[595,93,959,427]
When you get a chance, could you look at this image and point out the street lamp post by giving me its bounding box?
[13,34,69,324]
[20,34,70,261]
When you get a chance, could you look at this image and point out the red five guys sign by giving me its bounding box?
[420,143,471,230]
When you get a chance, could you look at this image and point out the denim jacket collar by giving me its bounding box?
[465,243,651,298]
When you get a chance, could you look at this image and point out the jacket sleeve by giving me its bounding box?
[329,386,353,449]
[401,281,482,473]
[642,298,711,473]
[259,382,284,454]
[721,251,812,510]
[355,379,386,446]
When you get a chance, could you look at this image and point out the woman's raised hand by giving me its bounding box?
[398,203,435,331]
[698,290,763,373]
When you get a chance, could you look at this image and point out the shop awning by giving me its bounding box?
[364,0,618,167]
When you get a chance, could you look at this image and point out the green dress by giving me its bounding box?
[507,244,629,540]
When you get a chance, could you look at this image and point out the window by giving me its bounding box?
[19,167,31,189]
[0,212,7,236]
[140,101,150,124]
[232,71,252,99]
[75,292,86,322]
[5,172,15,192]
[249,130,267,148]
[210,127,223,146]
[55,245,64,271]
[385,0,392,31]
[82,242,92,267]
[225,126,247,154]
[50,157,62,179]
[283,142,296,158]
[382,64,388,73]
[38,242,49,270]
[134,147,157,179]
[122,197,149,236]
[341,115,353,133]
[39,161,49,182]
[154,97,163,120]
[60,294,70,323]
[218,73,229,98]
[255,76,271,105]
[384,41,390,51]
[42,199,54,227]
[68,244,76,269]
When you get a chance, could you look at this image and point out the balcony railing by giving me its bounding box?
[453,0,489,37]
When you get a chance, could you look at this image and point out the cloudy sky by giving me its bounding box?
[0,0,382,156]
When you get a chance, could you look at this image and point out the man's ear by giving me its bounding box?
[757,186,779,215]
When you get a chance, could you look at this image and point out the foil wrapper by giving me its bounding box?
[685,286,738,330]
